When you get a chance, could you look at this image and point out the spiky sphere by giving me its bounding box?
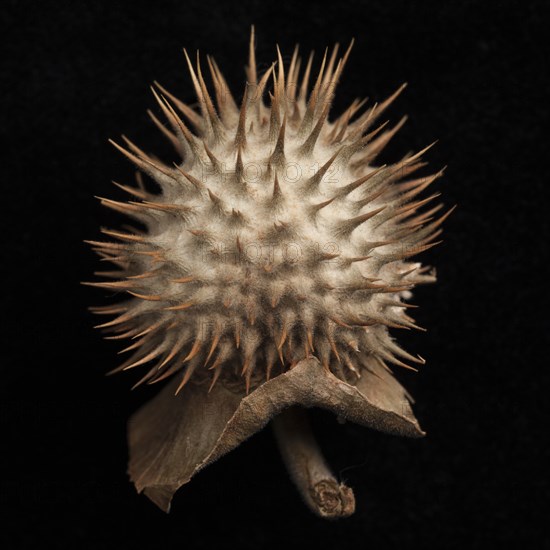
[87,31,451,395]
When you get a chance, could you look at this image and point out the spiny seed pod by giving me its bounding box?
[85,27,452,518]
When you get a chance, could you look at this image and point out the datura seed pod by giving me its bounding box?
[85,27,452,518]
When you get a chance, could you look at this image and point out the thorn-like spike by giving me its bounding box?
[195,51,223,139]
[84,239,128,251]
[127,291,163,301]
[303,147,342,192]
[122,347,165,371]
[208,364,223,392]
[346,82,406,139]
[333,165,387,200]
[340,38,355,70]
[175,362,198,394]
[334,206,386,237]
[318,252,340,261]
[377,240,443,263]
[379,350,419,371]
[149,87,201,159]
[372,115,408,148]
[276,45,286,104]
[277,325,288,350]
[112,181,147,201]
[298,48,328,136]
[207,56,239,120]
[234,322,242,349]
[147,109,182,153]
[354,186,388,211]
[120,135,169,169]
[370,82,408,125]
[153,81,203,130]
[97,196,144,216]
[408,203,445,226]
[406,205,456,242]
[347,255,371,263]
[131,318,166,340]
[203,142,223,173]
[306,328,315,353]
[270,115,286,166]
[311,47,328,101]
[183,48,208,121]
[164,301,195,311]
[297,51,314,105]
[92,310,138,329]
[405,141,439,165]
[329,97,368,144]
[207,187,224,210]
[356,118,392,146]
[268,86,281,142]
[299,99,331,156]
[394,193,442,219]
[351,117,408,168]
[133,200,192,216]
[235,84,249,149]
[130,363,163,390]
[173,164,204,190]
[322,43,340,89]
[251,63,275,116]
[108,139,176,182]
[272,174,283,202]
[171,276,196,284]
[204,329,222,367]
[247,25,257,85]
[286,45,300,102]
[309,197,335,217]
[82,280,136,290]
[396,167,445,197]
[343,102,378,142]
[88,305,128,315]
[100,228,146,243]
[327,335,341,363]
[229,208,246,225]
[126,270,159,280]
[235,146,246,186]
[183,338,202,363]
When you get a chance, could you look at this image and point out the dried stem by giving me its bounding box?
[272,406,355,518]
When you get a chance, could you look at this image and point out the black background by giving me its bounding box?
[2,0,548,548]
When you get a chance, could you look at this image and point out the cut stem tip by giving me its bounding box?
[272,406,355,519]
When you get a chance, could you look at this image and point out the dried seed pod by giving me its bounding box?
[85,27,452,517]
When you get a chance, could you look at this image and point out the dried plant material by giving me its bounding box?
[273,406,356,519]
[85,27,450,517]
[128,357,422,512]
